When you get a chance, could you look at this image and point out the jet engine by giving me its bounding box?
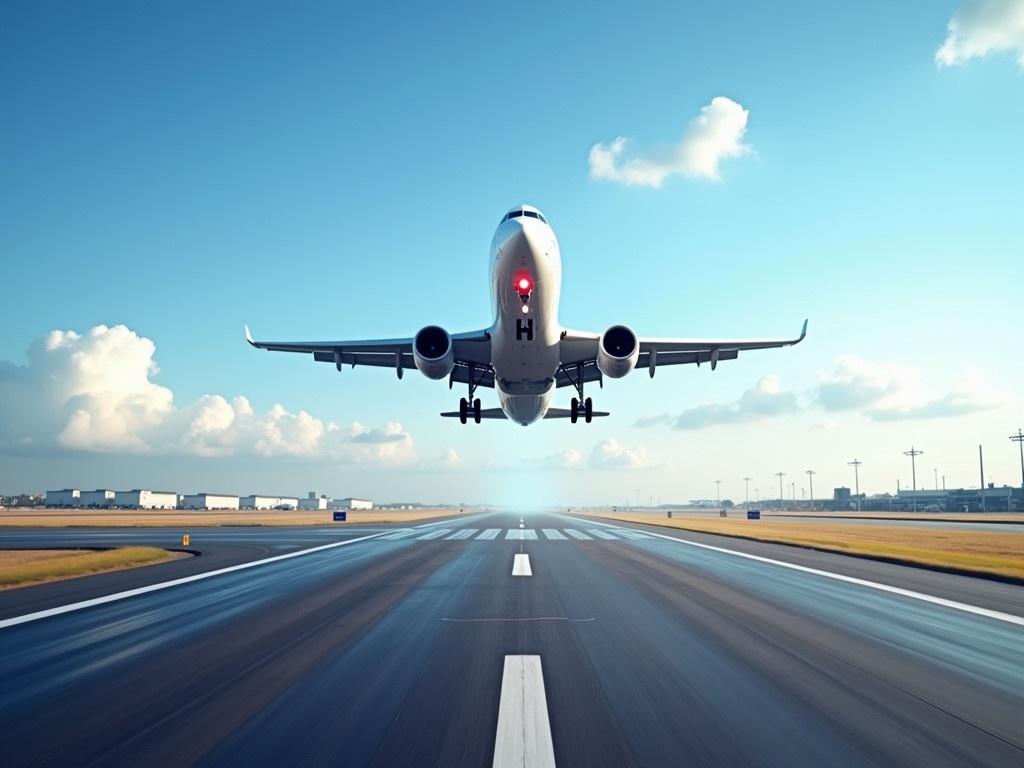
[597,325,639,379]
[413,325,455,380]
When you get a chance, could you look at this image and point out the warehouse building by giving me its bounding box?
[181,493,240,510]
[334,497,373,510]
[298,492,329,511]
[114,490,179,509]
[240,495,298,510]
[80,489,116,508]
[45,489,81,507]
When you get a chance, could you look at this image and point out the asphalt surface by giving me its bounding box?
[1,511,1022,767]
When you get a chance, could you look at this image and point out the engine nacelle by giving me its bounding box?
[597,325,639,379]
[413,325,455,380]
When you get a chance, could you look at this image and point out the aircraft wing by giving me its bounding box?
[244,325,493,381]
[558,319,807,379]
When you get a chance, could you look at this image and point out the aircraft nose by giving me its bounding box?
[499,218,542,257]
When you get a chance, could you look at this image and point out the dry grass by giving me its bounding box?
[0,508,471,528]
[0,547,177,588]
[584,512,1024,580]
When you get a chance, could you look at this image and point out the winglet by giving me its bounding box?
[797,318,808,343]
[244,324,255,346]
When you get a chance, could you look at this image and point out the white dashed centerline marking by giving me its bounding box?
[492,655,556,768]
[512,554,532,576]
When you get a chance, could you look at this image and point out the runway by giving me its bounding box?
[1,512,1022,766]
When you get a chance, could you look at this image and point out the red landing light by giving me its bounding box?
[516,276,532,292]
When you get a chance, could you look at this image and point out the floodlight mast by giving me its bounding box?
[743,477,751,505]
[1011,429,1024,493]
[775,472,786,511]
[805,470,816,511]
[847,459,862,512]
[904,447,923,512]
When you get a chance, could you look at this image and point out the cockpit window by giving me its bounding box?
[501,210,547,225]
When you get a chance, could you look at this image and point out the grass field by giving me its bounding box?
[584,511,1024,581]
[0,547,178,589]
[0,508,472,528]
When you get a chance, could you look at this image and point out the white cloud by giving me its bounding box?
[0,324,437,465]
[936,0,1024,69]
[634,375,798,431]
[588,439,656,469]
[814,355,1007,420]
[589,96,751,187]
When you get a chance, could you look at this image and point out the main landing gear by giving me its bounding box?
[561,362,594,424]
[456,363,487,424]
[458,396,481,425]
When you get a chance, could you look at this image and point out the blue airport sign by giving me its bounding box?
[747,509,761,520]
[333,511,347,522]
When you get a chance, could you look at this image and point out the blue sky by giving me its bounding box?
[2,1,1022,505]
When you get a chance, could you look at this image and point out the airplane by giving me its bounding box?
[245,204,807,426]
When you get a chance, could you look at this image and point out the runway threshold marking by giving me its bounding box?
[446,528,478,540]
[492,655,556,768]
[477,529,502,540]
[506,529,538,540]
[586,529,618,540]
[564,529,592,540]
[569,516,1024,628]
[541,529,567,540]
[512,554,532,576]
[0,530,394,631]
[417,528,451,540]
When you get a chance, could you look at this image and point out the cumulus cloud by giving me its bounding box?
[0,324,435,465]
[936,0,1024,68]
[634,376,798,431]
[588,439,655,469]
[589,96,751,187]
[813,355,1007,421]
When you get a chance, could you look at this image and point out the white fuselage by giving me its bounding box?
[488,210,562,425]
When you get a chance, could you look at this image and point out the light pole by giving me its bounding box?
[715,480,722,507]
[934,467,938,491]
[805,470,816,511]
[1011,429,1024,491]
[776,472,786,511]
[743,477,751,505]
[848,459,862,512]
[904,446,923,513]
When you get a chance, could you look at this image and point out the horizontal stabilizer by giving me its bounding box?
[440,408,508,419]
[543,408,610,419]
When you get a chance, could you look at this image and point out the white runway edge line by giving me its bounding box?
[0,511,498,632]
[493,655,556,768]
[567,516,1024,628]
[0,530,392,631]
[512,554,533,577]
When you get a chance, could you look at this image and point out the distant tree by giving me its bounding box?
[722,499,735,508]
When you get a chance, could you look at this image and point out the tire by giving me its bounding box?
[459,397,468,425]
[570,398,579,424]
[473,398,482,424]
[584,397,593,424]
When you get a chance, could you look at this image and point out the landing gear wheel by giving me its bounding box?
[570,397,579,424]
[473,398,482,424]
[459,397,468,425]
[584,397,593,424]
